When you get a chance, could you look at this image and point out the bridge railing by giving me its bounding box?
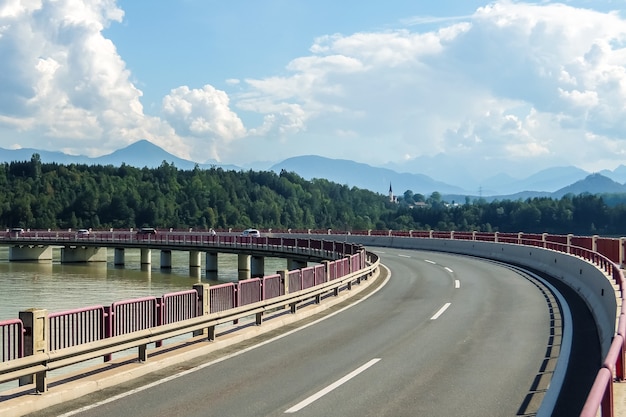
[0,319,23,362]
[0,239,374,397]
[1,229,624,416]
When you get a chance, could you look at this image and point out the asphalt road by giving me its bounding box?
[36,249,557,417]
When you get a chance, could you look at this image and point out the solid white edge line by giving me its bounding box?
[430,302,451,320]
[284,358,381,413]
[57,266,393,417]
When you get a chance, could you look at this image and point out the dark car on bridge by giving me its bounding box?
[10,227,24,237]
[137,227,157,238]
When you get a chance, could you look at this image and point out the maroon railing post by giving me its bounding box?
[155,298,164,348]
[103,306,112,362]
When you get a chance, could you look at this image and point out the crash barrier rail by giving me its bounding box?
[0,241,375,396]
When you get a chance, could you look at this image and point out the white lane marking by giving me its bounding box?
[57,267,393,417]
[455,279,460,289]
[444,267,454,273]
[424,259,436,264]
[398,254,410,258]
[284,358,381,413]
[430,303,451,320]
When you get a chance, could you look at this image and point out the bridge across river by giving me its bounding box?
[1,230,351,279]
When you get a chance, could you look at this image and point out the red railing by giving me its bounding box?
[48,306,106,351]
[162,290,199,325]
[0,319,23,361]
[1,230,625,416]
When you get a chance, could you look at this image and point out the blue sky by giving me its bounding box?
[1,0,626,185]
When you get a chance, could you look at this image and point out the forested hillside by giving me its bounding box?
[2,155,390,231]
[3,154,626,236]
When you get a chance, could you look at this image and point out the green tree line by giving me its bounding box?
[4,154,626,236]
[2,155,389,231]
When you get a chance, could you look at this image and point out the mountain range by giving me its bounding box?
[2,139,626,200]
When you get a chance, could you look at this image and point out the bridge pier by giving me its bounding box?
[60,247,107,263]
[140,248,151,265]
[238,254,251,280]
[189,250,201,268]
[287,259,308,270]
[9,246,53,262]
[205,252,218,273]
[160,250,172,269]
[251,255,264,277]
[205,252,218,280]
[114,248,125,266]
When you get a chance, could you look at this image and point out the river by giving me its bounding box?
[0,247,290,322]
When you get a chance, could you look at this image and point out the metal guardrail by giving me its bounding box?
[0,257,378,392]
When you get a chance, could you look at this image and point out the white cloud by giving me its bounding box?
[0,0,202,160]
[2,1,626,180]
[225,1,626,178]
[162,85,245,140]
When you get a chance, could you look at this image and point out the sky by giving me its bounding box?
[1,0,626,184]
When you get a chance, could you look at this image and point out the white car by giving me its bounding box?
[77,229,90,237]
[241,228,261,237]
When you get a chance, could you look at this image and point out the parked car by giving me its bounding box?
[241,228,261,237]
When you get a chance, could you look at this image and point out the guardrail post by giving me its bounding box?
[138,344,148,362]
[193,283,211,339]
[18,308,48,392]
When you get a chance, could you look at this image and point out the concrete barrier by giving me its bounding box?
[299,234,617,358]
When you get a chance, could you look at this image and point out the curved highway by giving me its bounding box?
[35,249,559,417]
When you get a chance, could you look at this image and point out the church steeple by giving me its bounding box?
[389,183,394,202]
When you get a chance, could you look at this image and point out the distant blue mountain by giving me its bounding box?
[2,140,625,198]
[552,173,626,198]
[270,155,466,196]
[0,140,240,171]
[599,165,626,183]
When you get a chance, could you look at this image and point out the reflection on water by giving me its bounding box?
[0,247,289,321]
